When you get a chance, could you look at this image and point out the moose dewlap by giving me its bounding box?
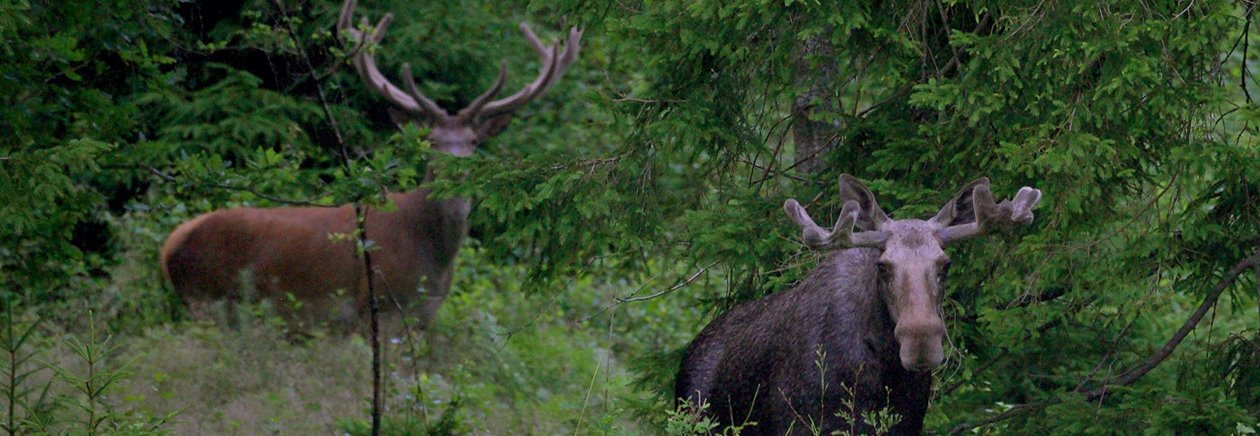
[675,174,1041,434]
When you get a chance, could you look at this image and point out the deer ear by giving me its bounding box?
[474,114,514,138]
[931,177,990,227]
[838,174,890,230]
[387,107,417,129]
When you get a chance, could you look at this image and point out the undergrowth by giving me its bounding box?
[5,209,713,434]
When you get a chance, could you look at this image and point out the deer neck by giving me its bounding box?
[396,167,472,268]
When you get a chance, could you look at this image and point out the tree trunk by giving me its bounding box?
[792,35,839,177]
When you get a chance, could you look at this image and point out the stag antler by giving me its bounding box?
[337,0,582,124]
[338,0,449,121]
[784,199,888,250]
[475,23,582,119]
[937,183,1043,243]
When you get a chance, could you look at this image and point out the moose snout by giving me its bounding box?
[894,321,946,372]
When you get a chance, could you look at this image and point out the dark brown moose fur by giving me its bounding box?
[675,175,1041,435]
[675,248,930,434]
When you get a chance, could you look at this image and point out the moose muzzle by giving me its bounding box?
[894,319,946,372]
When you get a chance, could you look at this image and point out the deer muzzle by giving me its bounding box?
[894,319,946,372]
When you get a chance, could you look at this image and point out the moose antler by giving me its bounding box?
[937,183,1043,243]
[337,0,581,124]
[784,199,888,250]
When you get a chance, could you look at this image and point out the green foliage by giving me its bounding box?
[1,301,54,435]
[664,400,719,435]
[52,311,174,434]
[550,0,1260,432]
[1,304,171,434]
[3,0,1260,433]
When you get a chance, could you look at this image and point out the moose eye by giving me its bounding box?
[876,262,892,278]
[938,260,952,279]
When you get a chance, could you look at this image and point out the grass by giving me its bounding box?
[1,211,716,434]
[13,245,711,435]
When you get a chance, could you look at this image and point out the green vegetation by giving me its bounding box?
[3,0,1260,433]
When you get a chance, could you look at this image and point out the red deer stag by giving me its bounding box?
[675,175,1042,434]
[160,0,581,330]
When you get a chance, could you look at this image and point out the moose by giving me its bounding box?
[675,175,1041,434]
[160,0,581,329]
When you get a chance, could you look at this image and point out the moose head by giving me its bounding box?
[784,175,1042,371]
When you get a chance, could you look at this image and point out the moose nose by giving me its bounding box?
[906,361,937,373]
[894,321,946,372]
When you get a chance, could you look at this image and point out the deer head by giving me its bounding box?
[337,0,582,156]
[784,175,1042,371]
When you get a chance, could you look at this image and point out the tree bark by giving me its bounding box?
[791,35,839,177]
[354,204,382,436]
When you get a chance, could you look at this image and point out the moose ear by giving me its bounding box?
[930,177,990,227]
[475,114,515,139]
[837,174,890,230]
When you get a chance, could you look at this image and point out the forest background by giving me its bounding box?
[3,0,1260,433]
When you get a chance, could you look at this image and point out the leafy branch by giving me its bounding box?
[949,248,1260,434]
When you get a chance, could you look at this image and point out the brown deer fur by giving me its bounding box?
[160,0,580,330]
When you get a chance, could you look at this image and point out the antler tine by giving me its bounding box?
[519,22,549,57]
[455,61,509,122]
[560,27,584,75]
[398,64,451,121]
[1010,186,1042,224]
[337,0,358,34]
[831,201,888,248]
[477,23,583,118]
[338,0,450,121]
[784,199,834,249]
[939,183,1043,243]
[478,42,559,117]
[784,200,887,250]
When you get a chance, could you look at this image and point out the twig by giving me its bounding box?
[269,1,376,433]
[949,249,1260,433]
[939,349,1006,397]
[740,157,808,183]
[1081,249,1260,400]
[271,0,347,149]
[609,94,685,104]
[1242,3,1254,104]
[998,287,1067,310]
[139,164,331,207]
[855,85,912,119]
[615,261,717,303]
[936,0,962,71]
[751,115,794,191]
[1054,169,1181,251]
[948,401,1052,434]
[495,256,602,344]
[354,203,383,435]
[578,261,719,325]
[572,353,602,435]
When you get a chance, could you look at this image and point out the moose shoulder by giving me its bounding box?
[675,175,1042,434]
[159,0,581,330]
